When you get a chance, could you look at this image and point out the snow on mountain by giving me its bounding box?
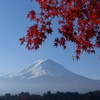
[2,59,81,80]
[0,59,100,94]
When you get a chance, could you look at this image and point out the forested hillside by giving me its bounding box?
[0,91,100,100]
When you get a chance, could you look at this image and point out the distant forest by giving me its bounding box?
[0,91,100,100]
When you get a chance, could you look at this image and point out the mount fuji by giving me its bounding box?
[0,59,100,94]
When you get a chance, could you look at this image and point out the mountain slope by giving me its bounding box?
[1,59,92,80]
[1,59,79,79]
[0,59,100,94]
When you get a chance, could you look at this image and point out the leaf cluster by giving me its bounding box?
[20,0,100,59]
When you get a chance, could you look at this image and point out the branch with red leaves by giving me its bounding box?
[19,0,100,60]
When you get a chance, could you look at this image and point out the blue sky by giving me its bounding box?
[0,0,100,80]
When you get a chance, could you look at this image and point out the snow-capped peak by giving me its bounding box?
[2,58,72,80]
[1,59,100,94]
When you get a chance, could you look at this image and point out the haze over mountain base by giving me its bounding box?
[0,59,100,94]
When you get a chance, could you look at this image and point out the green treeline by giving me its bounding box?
[0,91,100,100]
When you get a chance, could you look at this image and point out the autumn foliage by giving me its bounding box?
[19,0,100,59]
